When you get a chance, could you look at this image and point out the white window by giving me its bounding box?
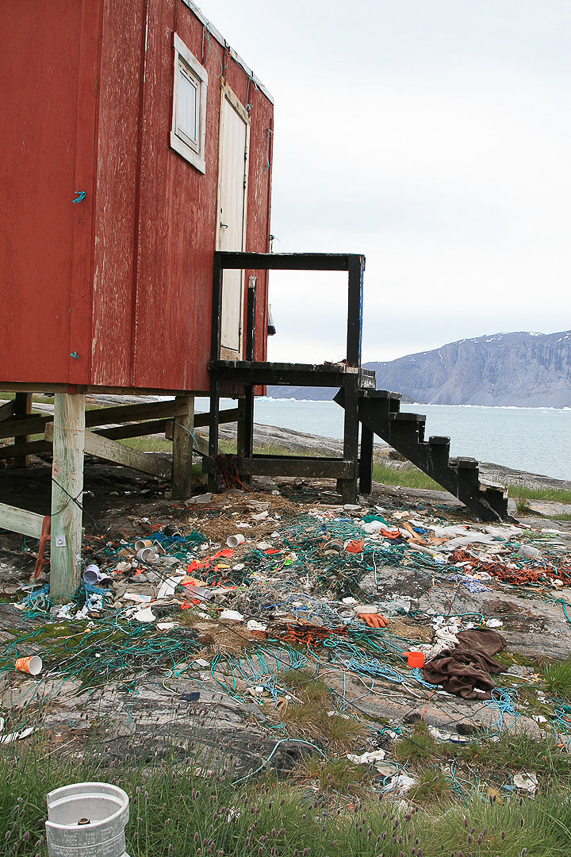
[171,34,208,173]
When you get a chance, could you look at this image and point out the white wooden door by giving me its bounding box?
[217,87,250,358]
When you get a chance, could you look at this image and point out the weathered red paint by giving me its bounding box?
[0,0,273,393]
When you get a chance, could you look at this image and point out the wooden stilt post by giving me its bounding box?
[359,424,374,495]
[172,395,195,499]
[13,393,32,468]
[50,391,86,602]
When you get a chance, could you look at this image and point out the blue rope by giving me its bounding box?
[483,687,519,733]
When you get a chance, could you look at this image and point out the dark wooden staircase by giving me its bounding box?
[334,387,509,522]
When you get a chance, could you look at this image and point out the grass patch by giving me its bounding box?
[459,732,571,784]
[408,767,453,803]
[393,721,438,768]
[293,755,367,796]
[508,485,571,504]
[544,658,571,703]
[278,669,366,750]
[3,737,571,856]
[121,435,172,452]
[516,498,533,515]
[372,463,445,491]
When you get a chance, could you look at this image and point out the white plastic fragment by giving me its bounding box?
[157,575,184,598]
[185,493,213,505]
[381,774,417,796]
[0,726,35,744]
[133,606,156,623]
[347,749,386,764]
[246,620,267,632]
[513,772,538,792]
[220,609,244,622]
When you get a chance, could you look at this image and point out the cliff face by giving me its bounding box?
[365,331,571,407]
[266,331,571,406]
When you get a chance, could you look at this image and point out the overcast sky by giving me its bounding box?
[201,0,570,363]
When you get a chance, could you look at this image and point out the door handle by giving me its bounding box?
[220,222,229,228]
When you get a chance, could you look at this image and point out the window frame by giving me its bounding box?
[170,33,208,173]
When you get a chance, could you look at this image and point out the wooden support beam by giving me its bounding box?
[359,425,374,495]
[216,251,360,272]
[208,380,221,493]
[95,419,171,440]
[46,422,171,480]
[0,439,51,460]
[196,407,240,427]
[172,396,195,499]
[50,392,86,602]
[0,501,45,539]
[13,393,33,468]
[0,399,15,422]
[203,455,356,479]
[85,399,188,428]
[0,414,52,438]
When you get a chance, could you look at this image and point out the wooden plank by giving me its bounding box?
[197,407,240,427]
[45,422,171,480]
[0,501,45,539]
[95,419,170,440]
[0,440,51,460]
[85,399,188,427]
[216,251,360,272]
[84,432,171,479]
[50,392,86,602]
[0,399,15,422]
[0,414,52,438]
[203,456,356,479]
[172,395,194,499]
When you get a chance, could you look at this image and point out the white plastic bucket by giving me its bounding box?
[45,782,129,857]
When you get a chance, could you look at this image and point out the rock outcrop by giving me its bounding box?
[267,331,571,407]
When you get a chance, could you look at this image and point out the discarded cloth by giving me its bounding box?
[421,629,507,700]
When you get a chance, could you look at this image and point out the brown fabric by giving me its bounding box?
[421,629,507,700]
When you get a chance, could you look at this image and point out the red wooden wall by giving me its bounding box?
[0,0,273,393]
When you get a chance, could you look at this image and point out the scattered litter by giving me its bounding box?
[132,606,156,623]
[347,749,386,764]
[220,610,244,622]
[246,620,268,632]
[0,726,35,745]
[513,772,538,793]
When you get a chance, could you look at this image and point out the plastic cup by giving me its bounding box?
[136,547,157,563]
[227,534,246,548]
[134,539,153,551]
[83,564,102,585]
[15,655,42,675]
[403,651,425,669]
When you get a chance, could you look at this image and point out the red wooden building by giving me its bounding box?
[0,0,274,596]
[0,0,274,390]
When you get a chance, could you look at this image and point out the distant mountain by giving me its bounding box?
[267,331,571,407]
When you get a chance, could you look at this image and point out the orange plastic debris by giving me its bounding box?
[360,613,388,629]
[345,539,365,554]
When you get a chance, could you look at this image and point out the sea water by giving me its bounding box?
[195,398,571,482]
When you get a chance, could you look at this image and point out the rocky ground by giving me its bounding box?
[1,441,571,793]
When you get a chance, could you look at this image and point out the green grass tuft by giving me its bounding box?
[544,658,571,703]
